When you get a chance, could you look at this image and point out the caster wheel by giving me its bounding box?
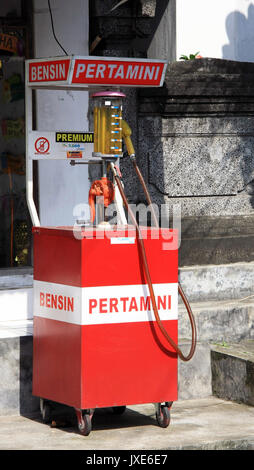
[76,409,92,436]
[112,406,126,415]
[40,398,52,424]
[156,405,171,428]
[78,414,92,436]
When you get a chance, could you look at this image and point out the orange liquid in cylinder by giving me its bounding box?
[94,101,123,155]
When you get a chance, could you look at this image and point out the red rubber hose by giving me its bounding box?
[113,168,197,362]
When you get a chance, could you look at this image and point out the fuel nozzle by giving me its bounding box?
[122,120,135,159]
[121,119,159,227]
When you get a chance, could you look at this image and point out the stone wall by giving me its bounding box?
[89,4,254,267]
[138,58,254,265]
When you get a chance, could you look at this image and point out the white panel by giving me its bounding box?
[33,0,90,226]
[0,288,33,321]
[34,280,82,325]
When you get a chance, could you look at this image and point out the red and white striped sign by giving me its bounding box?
[27,56,167,87]
[34,281,178,326]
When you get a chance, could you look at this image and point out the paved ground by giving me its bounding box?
[0,396,254,451]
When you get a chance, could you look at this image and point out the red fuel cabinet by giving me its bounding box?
[32,225,178,435]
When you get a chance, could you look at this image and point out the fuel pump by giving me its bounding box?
[26,55,197,437]
[88,91,125,226]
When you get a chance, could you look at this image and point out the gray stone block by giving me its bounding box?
[149,136,254,197]
[0,338,19,414]
[140,0,157,17]
[211,340,254,406]
[178,341,212,400]
[179,300,254,344]
[138,114,254,198]
[179,262,254,302]
[0,336,39,416]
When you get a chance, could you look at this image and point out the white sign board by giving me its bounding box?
[28,130,94,160]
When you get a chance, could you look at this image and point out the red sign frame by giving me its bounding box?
[72,58,166,87]
[27,56,167,88]
[28,58,71,84]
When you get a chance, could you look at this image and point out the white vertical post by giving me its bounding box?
[25,63,40,227]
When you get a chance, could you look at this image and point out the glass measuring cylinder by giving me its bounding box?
[92,92,125,157]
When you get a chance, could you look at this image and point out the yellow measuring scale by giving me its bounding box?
[92,91,125,158]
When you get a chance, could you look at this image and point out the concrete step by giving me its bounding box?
[179,261,254,303]
[178,297,254,400]
[211,339,254,406]
[179,297,254,343]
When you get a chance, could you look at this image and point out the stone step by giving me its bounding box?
[178,298,254,401]
[211,340,254,406]
[179,261,254,303]
[178,298,254,343]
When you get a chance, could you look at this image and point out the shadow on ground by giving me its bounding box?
[23,403,159,436]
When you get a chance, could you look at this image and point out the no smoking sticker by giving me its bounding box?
[35,137,50,154]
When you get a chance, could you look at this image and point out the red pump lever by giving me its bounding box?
[88,177,115,223]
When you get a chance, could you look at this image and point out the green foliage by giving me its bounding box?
[180,52,200,60]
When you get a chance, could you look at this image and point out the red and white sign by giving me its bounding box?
[28,58,71,84]
[72,58,166,87]
[34,281,178,326]
[29,130,93,160]
[27,56,167,88]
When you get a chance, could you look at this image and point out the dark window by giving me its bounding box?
[0,1,33,268]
